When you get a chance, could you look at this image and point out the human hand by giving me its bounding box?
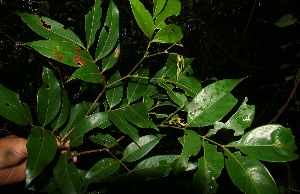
[0,135,27,185]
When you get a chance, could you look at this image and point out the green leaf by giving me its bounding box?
[109,110,139,142]
[18,13,84,47]
[153,0,167,18]
[102,43,120,72]
[0,84,32,125]
[106,70,123,109]
[53,150,82,194]
[274,14,297,27]
[224,97,255,136]
[95,1,119,61]
[153,24,183,43]
[178,130,201,159]
[225,151,278,194]
[60,103,87,137]
[68,63,104,83]
[164,54,177,77]
[26,126,57,186]
[167,76,201,98]
[51,89,70,130]
[37,67,61,126]
[127,69,149,104]
[89,133,118,147]
[187,78,244,127]
[228,124,298,162]
[122,135,163,162]
[133,155,180,178]
[193,141,224,194]
[154,0,181,29]
[69,112,109,147]
[130,0,155,39]
[158,80,187,106]
[124,102,158,130]
[85,0,102,49]
[26,40,94,67]
[85,158,120,183]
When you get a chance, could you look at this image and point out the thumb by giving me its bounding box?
[0,135,27,169]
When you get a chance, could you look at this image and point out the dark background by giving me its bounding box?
[0,0,299,193]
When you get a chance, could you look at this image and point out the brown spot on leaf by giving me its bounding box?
[56,45,61,51]
[57,56,63,60]
[74,56,85,66]
[40,18,52,30]
[52,51,57,55]
[114,48,119,58]
[75,48,82,54]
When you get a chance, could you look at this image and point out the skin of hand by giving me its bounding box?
[0,135,27,185]
[0,135,77,185]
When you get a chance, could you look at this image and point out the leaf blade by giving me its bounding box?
[0,84,32,125]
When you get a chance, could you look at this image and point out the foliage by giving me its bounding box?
[0,0,298,193]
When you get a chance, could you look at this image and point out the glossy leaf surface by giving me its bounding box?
[153,24,183,43]
[167,76,201,98]
[89,133,118,147]
[102,43,120,72]
[37,67,61,126]
[26,126,57,186]
[26,40,94,67]
[109,110,139,142]
[0,84,32,125]
[153,0,167,18]
[51,89,70,130]
[60,103,87,137]
[225,151,278,194]
[85,0,102,49]
[124,102,158,130]
[130,0,154,39]
[127,69,149,104]
[133,155,180,178]
[106,70,123,109]
[187,78,243,127]
[68,63,103,83]
[178,130,201,159]
[95,1,119,61]
[193,141,224,194]
[158,80,187,106]
[154,0,181,29]
[53,150,82,194]
[122,135,163,162]
[69,112,109,147]
[18,13,84,47]
[207,98,255,137]
[228,124,298,162]
[85,158,120,183]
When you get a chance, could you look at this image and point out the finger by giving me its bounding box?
[0,160,26,185]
